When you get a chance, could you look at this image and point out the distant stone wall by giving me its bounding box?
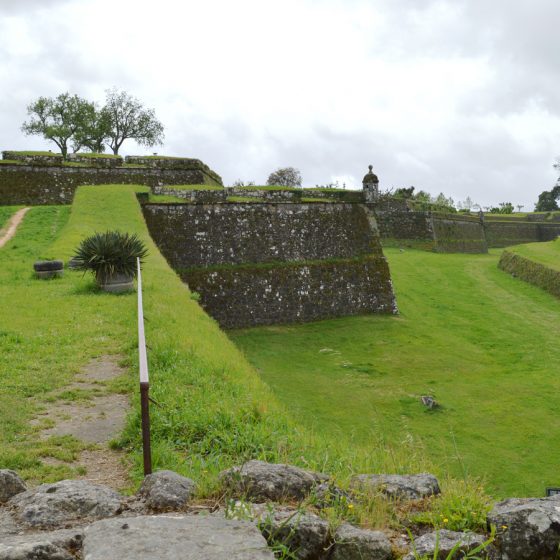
[223,188,364,202]
[152,186,226,203]
[143,203,382,268]
[484,221,560,247]
[184,257,396,328]
[432,214,488,253]
[143,201,396,327]
[0,164,222,205]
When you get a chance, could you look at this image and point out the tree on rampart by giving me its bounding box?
[21,93,96,159]
[101,88,164,155]
[535,186,560,211]
[267,167,302,187]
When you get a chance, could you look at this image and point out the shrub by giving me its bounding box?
[72,230,148,283]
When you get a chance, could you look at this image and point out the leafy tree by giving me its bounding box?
[21,93,96,158]
[267,167,302,187]
[535,186,560,211]
[74,107,111,153]
[393,186,416,199]
[101,88,164,155]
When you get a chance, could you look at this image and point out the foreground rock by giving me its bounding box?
[350,473,441,500]
[331,523,392,560]
[0,470,26,503]
[9,479,122,528]
[258,510,329,560]
[221,460,328,502]
[402,529,487,560]
[488,495,560,559]
[0,528,84,560]
[138,470,196,511]
[84,515,274,559]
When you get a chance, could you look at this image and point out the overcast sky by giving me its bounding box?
[1,0,559,209]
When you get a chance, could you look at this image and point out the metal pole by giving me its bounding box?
[140,382,152,475]
[137,258,152,476]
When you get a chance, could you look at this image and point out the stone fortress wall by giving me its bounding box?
[0,152,222,204]
[143,202,397,328]
[1,152,559,326]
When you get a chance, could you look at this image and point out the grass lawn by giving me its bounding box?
[231,248,560,498]
[507,238,560,271]
[0,189,495,530]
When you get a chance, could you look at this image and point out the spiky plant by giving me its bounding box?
[72,231,148,284]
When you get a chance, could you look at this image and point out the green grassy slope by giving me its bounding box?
[5,185,427,492]
[231,248,560,498]
[507,238,560,271]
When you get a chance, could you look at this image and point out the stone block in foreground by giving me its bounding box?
[83,515,274,560]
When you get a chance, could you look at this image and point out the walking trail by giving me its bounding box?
[0,207,31,248]
[32,356,131,491]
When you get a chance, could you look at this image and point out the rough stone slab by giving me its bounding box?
[488,495,560,560]
[220,460,328,502]
[83,514,274,559]
[0,471,27,504]
[331,523,392,560]
[138,470,196,511]
[258,510,329,560]
[0,528,84,560]
[350,473,440,500]
[9,479,122,528]
[402,529,487,560]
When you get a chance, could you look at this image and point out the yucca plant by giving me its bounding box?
[72,231,148,286]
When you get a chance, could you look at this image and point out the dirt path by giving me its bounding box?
[33,356,131,490]
[0,207,31,248]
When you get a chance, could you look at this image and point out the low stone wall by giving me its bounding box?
[183,256,396,328]
[125,156,222,184]
[67,154,123,167]
[152,186,227,203]
[0,164,222,205]
[143,202,382,268]
[498,250,560,298]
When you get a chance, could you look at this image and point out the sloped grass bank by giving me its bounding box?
[232,248,560,498]
[0,186,492,531]
[502,238,560,271]
[48,186,437,493]
[498,241,560,299]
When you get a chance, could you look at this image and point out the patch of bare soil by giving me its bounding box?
[34,356,132,491]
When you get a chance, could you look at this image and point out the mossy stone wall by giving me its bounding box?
[143,202,382,268]
[143,202,396,327]
[183,256,396,328]
[498,250,560,298]
[484,221,560,247]
[0,164,222,205]
[432,214,488,253]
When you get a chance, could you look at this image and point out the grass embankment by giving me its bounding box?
[505,238,560,271]
[0,186,493,531]
[498,239,560,299]
[232,248,560,498]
